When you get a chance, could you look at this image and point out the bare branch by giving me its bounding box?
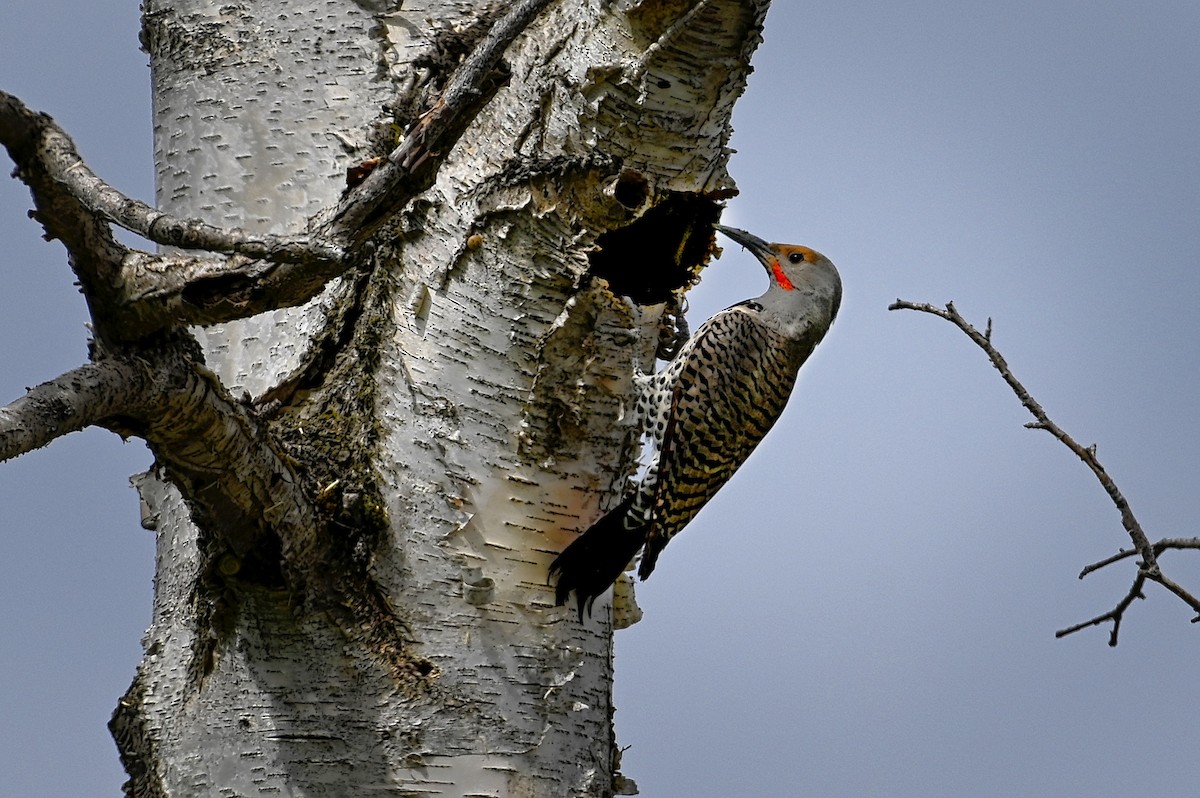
[1078,538,1200,578]
[0,344,317,568]
[1055,574,1145,647]
[890,298,1200,643]
[0,329,385,658]
[0,91,129,339]
[0,359,147,463]
[1078,547,1139,578]
[120,345,322,566]
[1,90,358,339]
[326,0,558,242]
[1149,569,1200,619]
[0,334,318,590]
[110,199,345,267]
[889,299,1151,552]
[116,248,362,333]
[0,90,344,266]
[2,0,554,338]
[118,340,406,657]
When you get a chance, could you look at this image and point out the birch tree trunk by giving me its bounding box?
[3,0,768,795]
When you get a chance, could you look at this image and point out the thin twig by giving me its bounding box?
[1054,574,1146,647]
[1078,538,1200,578]
[890,299,1200,644]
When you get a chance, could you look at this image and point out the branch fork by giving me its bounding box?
[890,299,1200,644]
[0,0,559,611]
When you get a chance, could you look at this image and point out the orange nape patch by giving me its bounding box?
[770,261,796,291]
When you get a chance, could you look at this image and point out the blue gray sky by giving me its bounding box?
[4,2,1200,796]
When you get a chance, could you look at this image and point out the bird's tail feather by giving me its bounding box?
[550,496,648,621]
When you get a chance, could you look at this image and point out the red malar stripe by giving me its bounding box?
[771,261,795,291]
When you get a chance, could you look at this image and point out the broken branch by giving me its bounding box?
[0,358,146,463]
[326,0,558,241]
[1,90,355,339]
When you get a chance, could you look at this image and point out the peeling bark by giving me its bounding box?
[4,0,769,794]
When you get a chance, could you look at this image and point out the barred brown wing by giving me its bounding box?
[638,306,812,578]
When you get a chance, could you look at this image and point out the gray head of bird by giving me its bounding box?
[715,225,842,336]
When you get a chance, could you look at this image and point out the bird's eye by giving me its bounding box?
[788,252,805,264]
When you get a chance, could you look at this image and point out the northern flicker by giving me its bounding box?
[550,225,843,619]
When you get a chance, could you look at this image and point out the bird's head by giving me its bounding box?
[715,225,842,329]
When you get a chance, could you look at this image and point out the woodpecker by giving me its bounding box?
[550,225,842,619]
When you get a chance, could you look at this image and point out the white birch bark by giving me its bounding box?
[111,1,768,795]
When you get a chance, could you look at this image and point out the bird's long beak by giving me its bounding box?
[715,225,774,268]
